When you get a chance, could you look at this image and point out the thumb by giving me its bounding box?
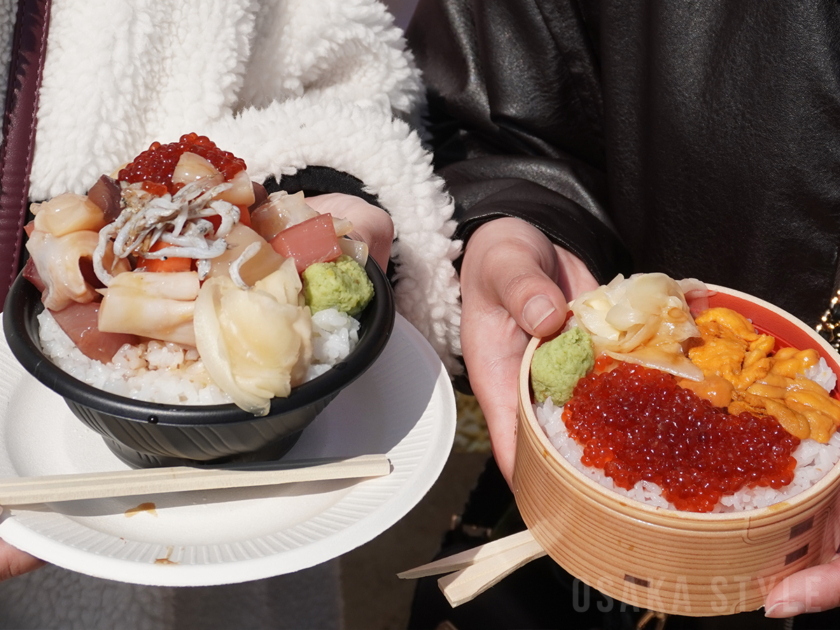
[765,556,840,617]
[0,541,44,581]
[479,234,570,339]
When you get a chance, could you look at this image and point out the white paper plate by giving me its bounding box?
[0,313,455,586]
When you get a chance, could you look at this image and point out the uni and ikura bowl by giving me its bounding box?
[3,255,395,468]
[515,285,840,616]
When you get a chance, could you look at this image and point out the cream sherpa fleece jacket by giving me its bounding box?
[22,0,461,372]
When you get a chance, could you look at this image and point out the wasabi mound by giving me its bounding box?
[302,255,374,316]
[531,326,594,405]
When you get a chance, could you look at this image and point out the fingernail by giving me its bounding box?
[765,601,806,618]
[523,295,557,331]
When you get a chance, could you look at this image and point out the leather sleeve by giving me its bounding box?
[406,0,630,282]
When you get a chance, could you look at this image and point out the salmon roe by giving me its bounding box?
[118,133,246,194]
[562,362,800,512]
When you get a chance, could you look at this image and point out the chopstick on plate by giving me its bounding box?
[0,454,391,505]
[397,529,546,607]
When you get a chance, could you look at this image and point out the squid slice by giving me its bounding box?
[250,191,352,242]
[605,347,704,382]
[214,169,256,207]
[338,238,369,268]
[98,271,200,346]
[171,152,224,189]
[99,295,196,346]
[572,273,705,381]
[249,191,313,241]
[205,224,285,288]
[103,270,199,301]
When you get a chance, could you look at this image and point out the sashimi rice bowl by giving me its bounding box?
[3,134,395,467]
[514,273,840,615]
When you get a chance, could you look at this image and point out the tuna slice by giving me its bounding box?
[22,257,45,293]
[270,213,342,274]
[86,175,122,223]
[49,302,139,363]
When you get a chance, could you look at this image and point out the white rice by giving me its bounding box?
[305,308,361,381]
[806,359,837,392]
[38,307,360,406]
[535,395,840,513]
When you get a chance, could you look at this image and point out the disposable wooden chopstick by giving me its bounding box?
[0,454,391,505]
[437,534,546,607]
[398,529,546,607]
[397,529,538,579]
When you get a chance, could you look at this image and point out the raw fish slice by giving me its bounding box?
[50,301,139,363]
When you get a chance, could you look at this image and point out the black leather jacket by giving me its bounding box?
[406,0,840,328]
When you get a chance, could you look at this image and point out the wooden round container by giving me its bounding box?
[514,285,840,616]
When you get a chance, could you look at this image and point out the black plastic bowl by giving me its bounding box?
[3,257,395,468]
